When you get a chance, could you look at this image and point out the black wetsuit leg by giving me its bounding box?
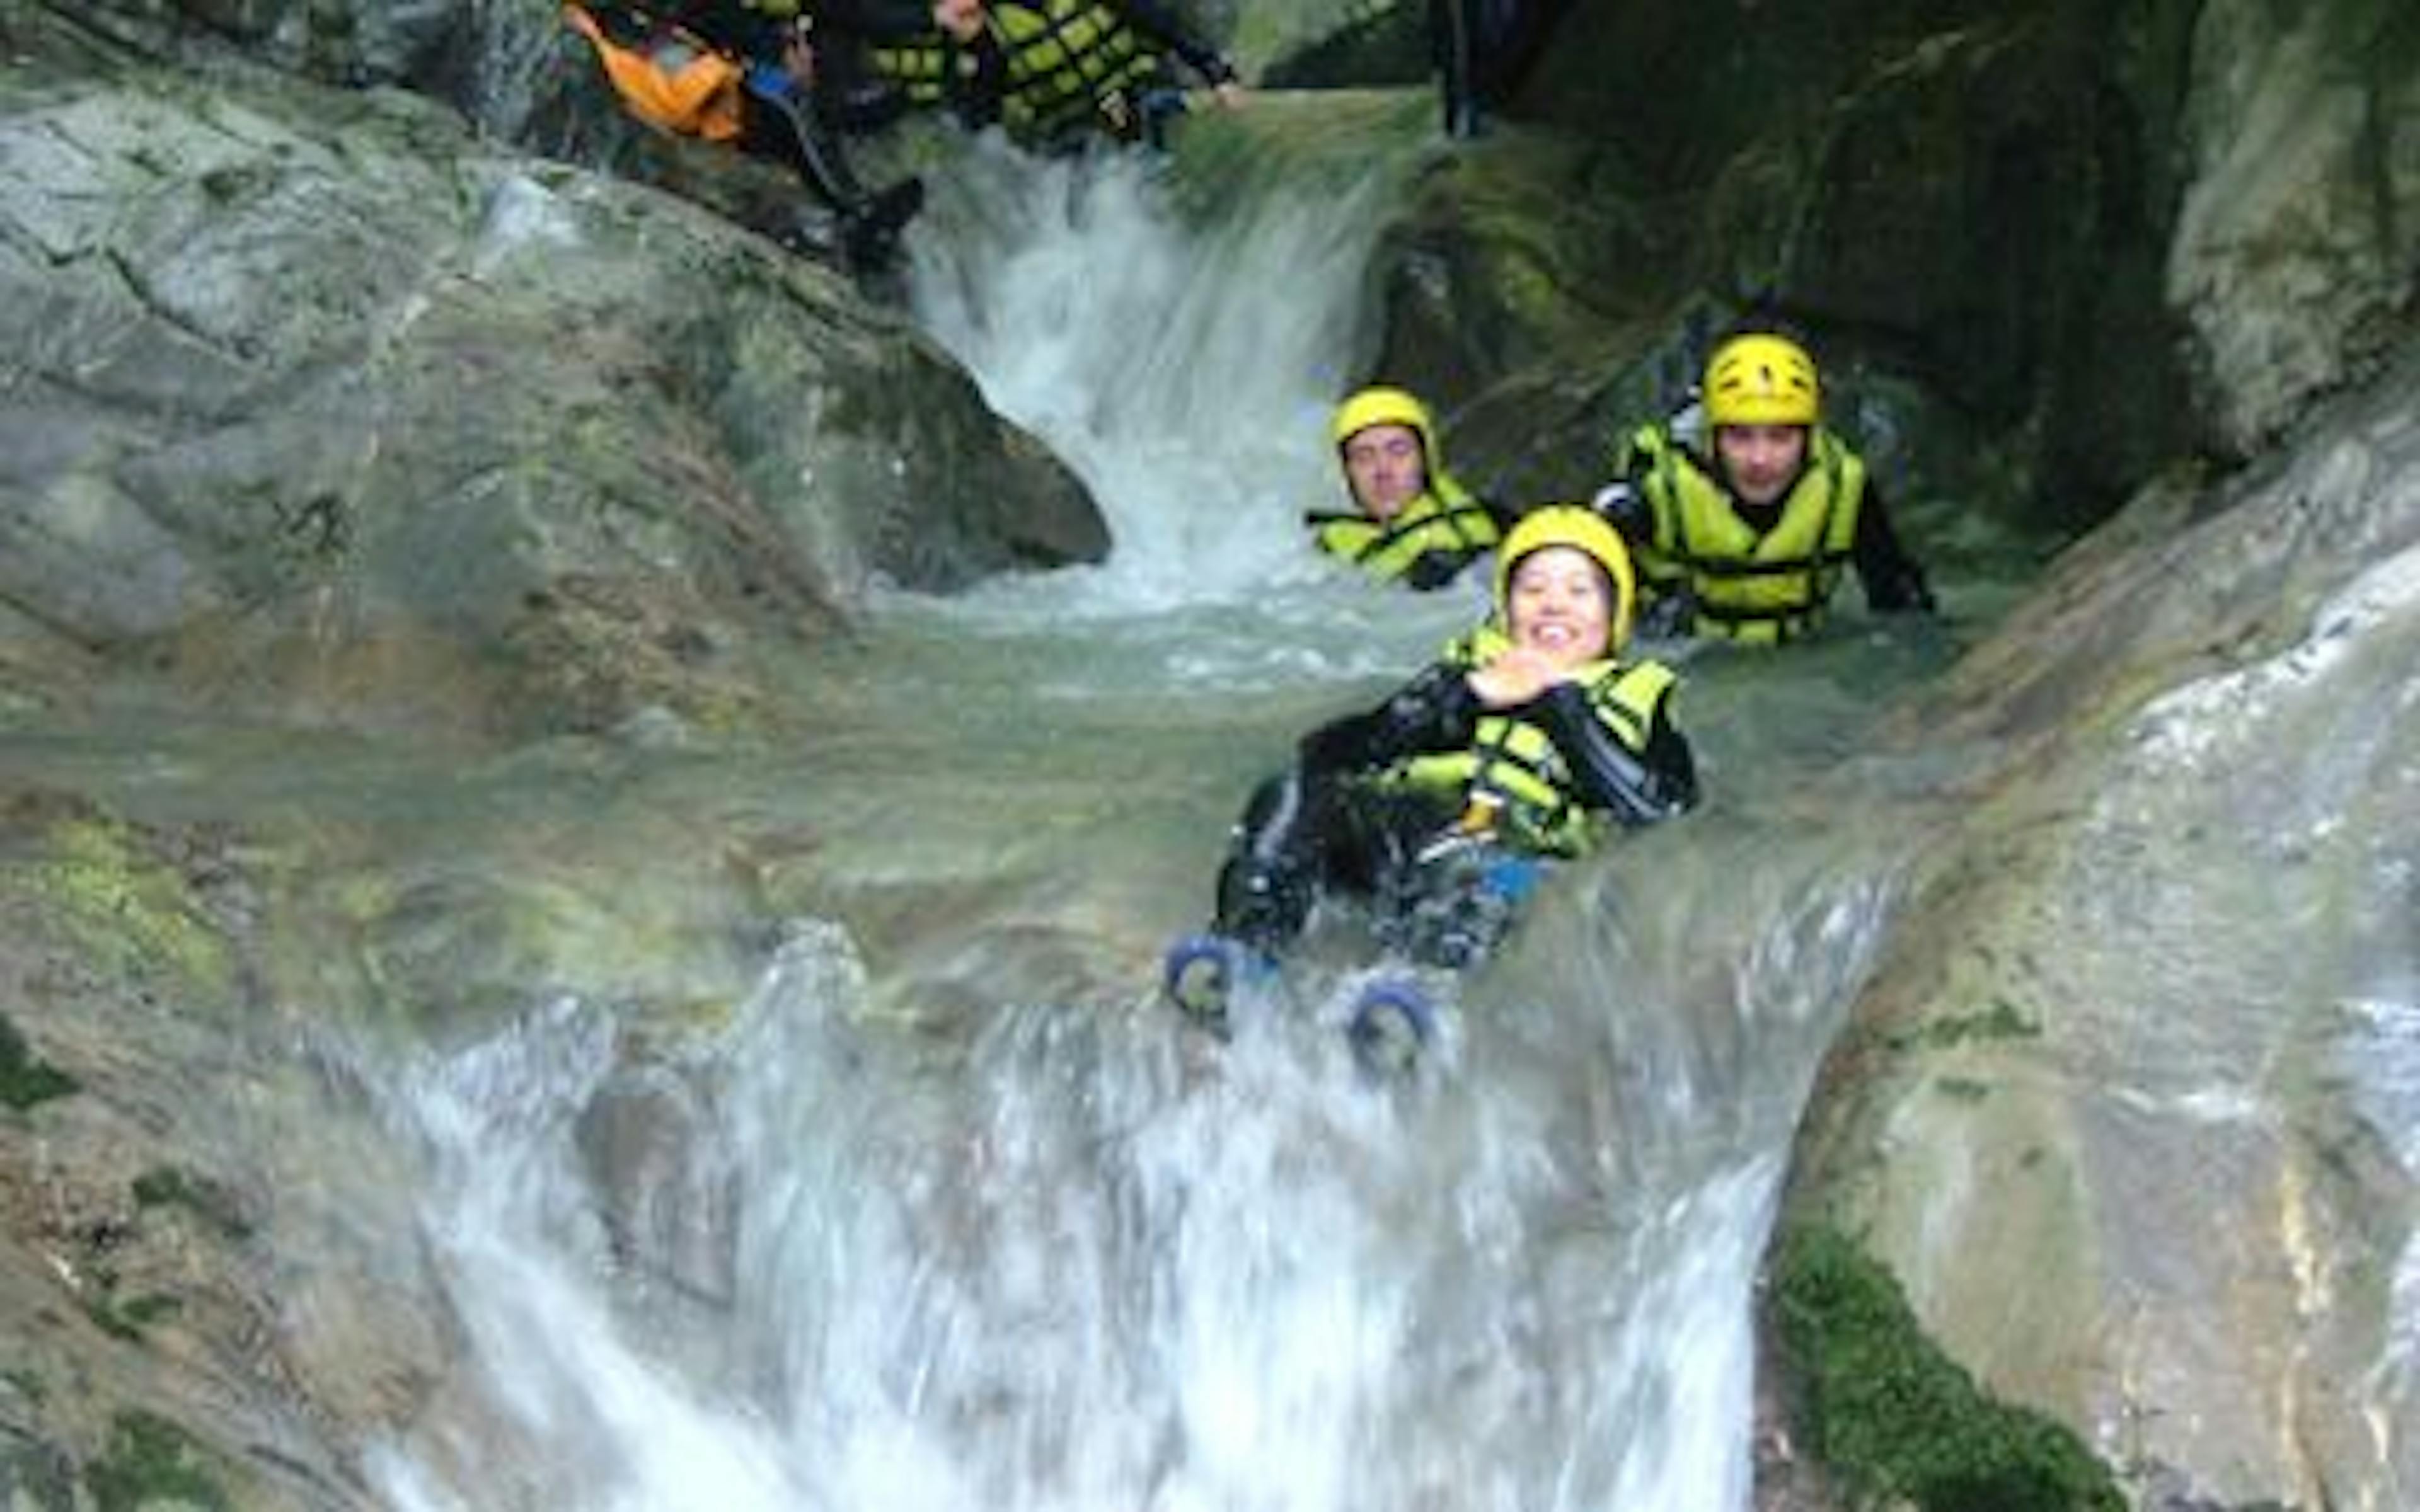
[1429,0,1479,137]
[1213,770,1458,956]
[738,75,923,263]
[1213,770,1323,953]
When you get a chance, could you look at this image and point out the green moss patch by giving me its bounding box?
[1884,999,2043,1052]
[81,1291,183,1344]
[84,1412,231,1512]
[1769,1223,2123,1511]
[0,1013,79,1109]
[132,1167,253,1242]
[30,816,234,997]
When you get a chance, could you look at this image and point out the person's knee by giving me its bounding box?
[1213,854,1311,951]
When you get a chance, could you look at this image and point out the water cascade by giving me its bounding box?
[367,118,1959,1511]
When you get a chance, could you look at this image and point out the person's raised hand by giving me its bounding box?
[1467,645,1565,708]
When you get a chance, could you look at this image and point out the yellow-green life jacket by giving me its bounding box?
[1624,423,1867,644]
[1385,646,1678,857]
[990,0,1164,143]
[1308,480,1501,585]
[863,32,974,107]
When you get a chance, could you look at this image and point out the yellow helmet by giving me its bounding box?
[1330,386,1438,451]
[1495,505,1637,651]
[1703,333,1820,427]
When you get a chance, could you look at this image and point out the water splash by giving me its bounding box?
[367,847,1895,1511]
[905,129,1415,614]
[361,100,1916,1512]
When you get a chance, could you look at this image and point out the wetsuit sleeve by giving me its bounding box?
[1296,663,1479,777]
[1524,681,1698,826]
[1853,479,1937,613]
[1107,0,1238,84]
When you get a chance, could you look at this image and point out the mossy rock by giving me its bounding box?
[8,813,234,1002]
[0,1014,80,1111]
[1768,1222,2123,1511]
[83,1412,231,1512]
[130,1167,254,1242]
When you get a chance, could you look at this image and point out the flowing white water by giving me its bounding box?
[905,129,1389,611]
[369,120,1912,1511]
[374,862,1890,1512]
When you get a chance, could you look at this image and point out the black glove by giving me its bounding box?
[1588,479,1651,540]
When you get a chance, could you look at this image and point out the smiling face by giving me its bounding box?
[1340,422,1427,520]
[1505,546,1613,670]
[1714,422,1810,508]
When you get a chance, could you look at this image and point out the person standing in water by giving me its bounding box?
[1307,386,1520,592]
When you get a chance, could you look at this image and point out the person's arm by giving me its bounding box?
[1524,682,1698,825]
[1853,479,1936,612]
[1296,663,1478,777]
[1105,0,1238,86]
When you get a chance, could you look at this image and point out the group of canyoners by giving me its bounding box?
[565,0,1575,266]
[566,0,1238,265]
[1170,329,1939,1067]
[563,9,1938,1062]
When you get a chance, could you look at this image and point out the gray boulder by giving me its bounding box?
[0,60,1102,737]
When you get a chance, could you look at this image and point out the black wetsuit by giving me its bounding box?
[1429,0,1572,137]
[1213,661,1697,963]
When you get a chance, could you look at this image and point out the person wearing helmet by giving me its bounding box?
[1308,386,1517,592]
[1167,506,1697,1031]
[1601,327,1935,644]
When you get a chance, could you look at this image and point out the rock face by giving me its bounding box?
[1733,4,2419,1505]
[0,791,441,1511]
[2167,0,2420,457]
[1787,346,2420,1507]
[0,33,1103,739]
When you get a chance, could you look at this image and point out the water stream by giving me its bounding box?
[337,114,1970,1510]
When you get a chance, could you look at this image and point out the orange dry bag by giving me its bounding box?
[565,4,746,142]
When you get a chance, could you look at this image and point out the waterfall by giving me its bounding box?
[902,109,1431,615]
[367,115,1916,1511]
[373,861,1892,1512]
